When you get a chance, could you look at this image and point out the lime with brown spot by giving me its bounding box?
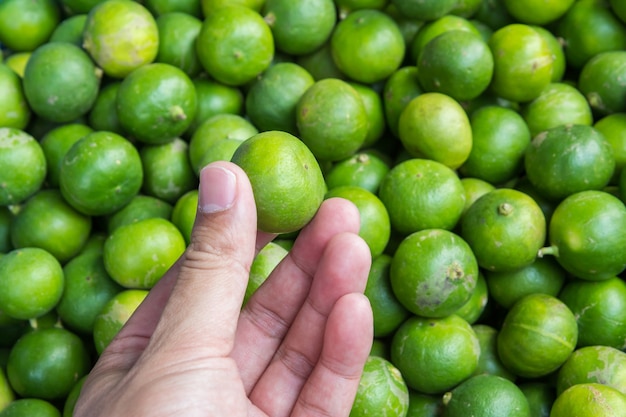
[196,5,274,86]
[59,131,143,216]
[454,272,488,324]
[460,188,546,272]
[231,130,327,234]
[391,229,478,318]
[556,345,626,396]
[379,158,466,235]
[83,0,159,78]
[296,78,368,162]
[116,63,197,145]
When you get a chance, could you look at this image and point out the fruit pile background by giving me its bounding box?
[1,0,626,416]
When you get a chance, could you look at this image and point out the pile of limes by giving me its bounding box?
[1,0,626,416]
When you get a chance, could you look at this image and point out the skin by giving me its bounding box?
[74,160,374,417]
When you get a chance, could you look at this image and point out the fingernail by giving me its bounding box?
[198,165,237,213]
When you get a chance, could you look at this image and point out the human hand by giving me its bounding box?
[73,161,374,417]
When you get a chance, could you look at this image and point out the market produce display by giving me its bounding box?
[1,0,626,416]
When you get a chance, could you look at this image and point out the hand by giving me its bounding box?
[74,161,374,417]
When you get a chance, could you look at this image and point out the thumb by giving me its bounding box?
[148,161,258,356]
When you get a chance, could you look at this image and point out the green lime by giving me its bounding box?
[557,0,626,69]
[263,0,336,56]
[0,128,46,206]
[518,382,555,417]
[407,391,443,417]
[140,138,197,203]
[60,0,108,14]
[296,78,368,162]
[557,345,626,396]
[200,0,264,14]
[364,254,410,338]
[514,176,557,225]
[0,64,30,130]
[196,5,273,86]
[0,367,14,411]
[231,130,327,234]
[327,186,390,256]
[391,229,478,318]
[442,374,530,417]
[92,289,148,355]
[471,324,516,381]
[0,207,12,254]
[382,66,422,138]
[244,242,288,306]
[488,23,554,103]
[350,356,409,417]
[409,15,481,64]
[460,178,496,216]
[541,190,626,280]
[6,327,90,400]
[83,0,159,78]
[459,105,531,185]
[145,0,202,17]
[379,158,465,235]
[398,92,472,169]
[116,63,197,145]
[460,188,546,272]
[391,314,480,394]
[325,151,391,194]
[417,30,494,102]
[49,14,87,46]
[23,42,101,123]
[390,0,457,21]
[497,293,577,379]
[155,12,202,77]
[484,257,566,309]
[59,131,143,216]
[578,51,626,116]
[10,189,92,264]
[532,25,566,82]
[295,42,347,81]
[57,252,122,334]
[0,0,60,52]
[474,0,515,30]
[0,248,63,320]
[170,190,198,245]
[3,53,30,78]
[104,218,186,289]
[595,113,626,184]
[521,83,593,138]
[330,9,405,84]
[550,383,626,417]
[197,137,245,168]
[451,0,483,18]
[347,82,386,148]
[189,114,258,174]
[559,277,626,349]
[107,194,173,234]
[503,0,575,25]
[40,123,93,188]
[245,62,314,135]
[0,399,61,417]
[187,78,244,137]
[62,375,86,417]
[87,81,124,135]
[454,272,488,324]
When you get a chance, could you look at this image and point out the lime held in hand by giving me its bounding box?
[231,130,326,234]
